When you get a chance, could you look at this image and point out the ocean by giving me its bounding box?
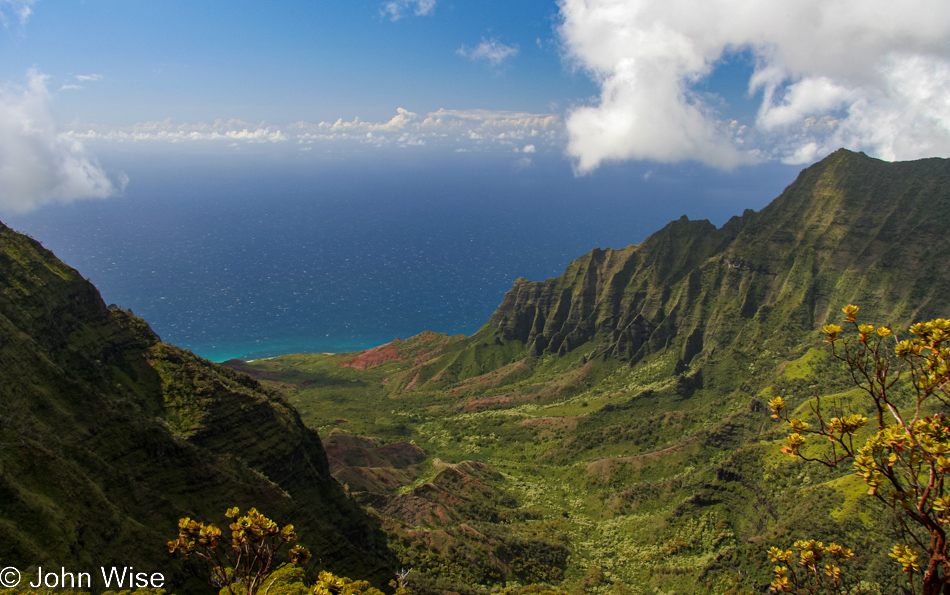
[4,147,800,361]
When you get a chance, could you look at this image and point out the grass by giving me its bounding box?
[235,327,897,593]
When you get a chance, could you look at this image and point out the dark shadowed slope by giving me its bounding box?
[0,222,395,591]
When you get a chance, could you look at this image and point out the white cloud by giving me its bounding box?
[60,75,103,92]
[0,71,120,213]
[0,0,37,27]
[458,38,519,67]
[755,77,858,130]
[557,0,950,172]
[70,118,290,143]
[381,0,436,21]
[69,108,564,153]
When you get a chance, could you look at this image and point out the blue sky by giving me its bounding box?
[3,0,949,358]
[0,1,593,125]
[1,0,949,212]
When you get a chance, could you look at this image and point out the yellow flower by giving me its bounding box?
[822,324,843,340]
[842,304,860,322]
[889,544,920,574]
[790,418,809,432]
[769,396,787,417]
[782,433,807,457]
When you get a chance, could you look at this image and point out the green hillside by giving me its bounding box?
[2,148,947,595]
[232,150,950,594]
[0,222,395,592]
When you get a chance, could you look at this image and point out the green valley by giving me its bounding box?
[230,149,950,594]
[2,148,949,595]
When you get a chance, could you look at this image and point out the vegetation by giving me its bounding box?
[5,149,950,594]
[771,307,950,594]
[765,540,861,594]
[0,221,394,593]
[168,507,311,595]
[233,150,950,593]
[165,507,568,595]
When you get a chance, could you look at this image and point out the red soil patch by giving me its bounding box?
[460,387,563,412]
[340,341,405,369]
[377,442,427,466]
[451,359,529,395]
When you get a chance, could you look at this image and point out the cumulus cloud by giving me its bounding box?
[0,71,121,213]
[0,0,37,27]
[68,108,564,153]
[558,0,950,172]
[381,0,436,21]
[458,38,519,67]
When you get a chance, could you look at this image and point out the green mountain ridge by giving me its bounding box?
[232,149,950,594]
[478,148,950,376]
[0,222,395,591]
[2,148,949,594]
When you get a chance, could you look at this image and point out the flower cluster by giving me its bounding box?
[769,306,950,593]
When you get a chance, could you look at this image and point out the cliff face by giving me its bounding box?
[486,150,950,371]
[318,151,950,399]
[487,215,728,360]
[0,223,393,589]
[228,149,950,593]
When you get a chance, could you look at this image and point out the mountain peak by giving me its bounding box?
[482,149,950,374]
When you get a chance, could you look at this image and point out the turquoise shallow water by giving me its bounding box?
[4,150,799,361]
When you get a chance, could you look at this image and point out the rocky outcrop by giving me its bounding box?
[721,257,770,274]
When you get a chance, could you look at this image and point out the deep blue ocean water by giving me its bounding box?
[4,147,801,361]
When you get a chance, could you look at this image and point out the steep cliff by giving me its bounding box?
[0,222,394,590]
[232,150,950,593]
[486,149,950,371]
